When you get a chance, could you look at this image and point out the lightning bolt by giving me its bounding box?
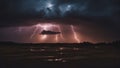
[30,23,65,43]
[58,25,64,40]
[30,27,39,39]
[71,25,80,43]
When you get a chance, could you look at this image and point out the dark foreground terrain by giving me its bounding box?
[0,42,120,68]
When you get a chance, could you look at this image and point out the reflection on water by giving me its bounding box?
[26,46,90,62]
[0,45,120,62]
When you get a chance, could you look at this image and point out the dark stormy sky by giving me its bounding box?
[0,0,120,43]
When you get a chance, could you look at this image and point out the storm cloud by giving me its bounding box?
[0,0,120,43]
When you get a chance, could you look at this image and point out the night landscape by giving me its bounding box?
[0,0,120,68]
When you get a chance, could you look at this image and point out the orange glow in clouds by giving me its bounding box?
[30,23,81,43]
[55,35,59,42]
[41,35,47,40]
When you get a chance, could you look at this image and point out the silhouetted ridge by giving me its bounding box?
[0,41,120,48]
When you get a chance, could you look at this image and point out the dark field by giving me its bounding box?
[0,42,120,68]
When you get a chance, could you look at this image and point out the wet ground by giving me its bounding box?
[0,44,120,68]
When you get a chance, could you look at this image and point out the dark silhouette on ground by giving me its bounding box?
[0,41,120,68]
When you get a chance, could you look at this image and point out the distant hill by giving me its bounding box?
[0,41,120,48]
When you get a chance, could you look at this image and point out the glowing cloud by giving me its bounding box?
[23,23,81,43]
[30,23,60,41]
[46,2,54,8]
[41,35,47,40]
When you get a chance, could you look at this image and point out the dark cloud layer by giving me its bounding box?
[0,0,119,24]
[0,0,120,25]
[0,0,120,31]
[0,0,120,43]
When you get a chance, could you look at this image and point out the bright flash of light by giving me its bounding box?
[71,25,80,43]
[41,35,47,40]
[55,35,59,42]
[35,23,57,30]
[46,2,54,8]
[66,5,72,11]
[31,23,59,41]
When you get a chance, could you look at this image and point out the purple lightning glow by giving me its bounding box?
[15,23,81,43]
[71,25,80,43]
[30,23,60,41]
[18,27,23,32]
[30,24,81,43]
[30,23,57,39]
[30,27,39,39]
